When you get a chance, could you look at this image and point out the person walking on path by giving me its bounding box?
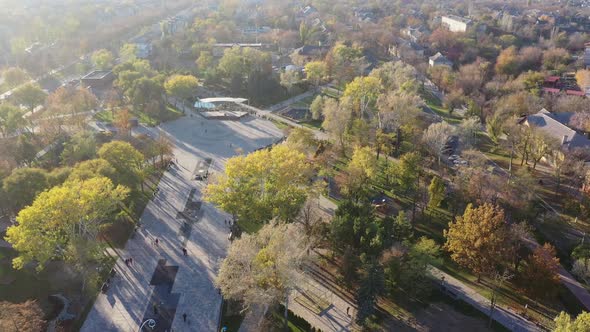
[182,248,187,256]
[182,313,187,322]
[155,238,159,246]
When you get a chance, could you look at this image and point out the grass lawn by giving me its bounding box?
[95,110,114,123]
[301,119,323,130]
[269,118,290,130]
[94,105,183,127]
[424,102,462,124]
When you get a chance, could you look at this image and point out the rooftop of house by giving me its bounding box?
[545,76,560,83]
[395,37,424,50]
[294,45,329,56]
[566,90,585,96]
[429,52,450,62]
[442,14,472,24]
[526,109,590,149]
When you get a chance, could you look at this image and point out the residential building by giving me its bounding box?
[429,52,452,67]
[290,45,329,65]
[442,15,472,33]
[81,70,114,89]
[389,38,424,61]
[401,26,429,43]
[525,109,590,150]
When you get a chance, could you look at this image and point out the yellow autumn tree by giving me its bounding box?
[444,203,509,281]
[5,177,129,270]
[204,145,312,224]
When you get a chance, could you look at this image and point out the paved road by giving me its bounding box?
[82,114,283,331]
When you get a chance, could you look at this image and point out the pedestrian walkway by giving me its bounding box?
[266,90,315,112]
[288,269,356,332]
[82,114,283,331]
[429,267,542,332]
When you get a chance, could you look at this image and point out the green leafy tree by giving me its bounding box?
[340,146,377,199]
[331,199,382,255]
[0,103,25,137]
[428,176,446,208]
[164,74,199,102]
[217,46,271,93]
[130,77,165,112]
[119,43,138,63]
[387,152,421,193]
[60,131,97,165]
[356,259,384,325]
[97,141,144,189]
[68,159,117,183]
[310,95,324,120]
[12,83,46,113]
[91,49,114,70]
[299,21,320,46]
[2,67,28,88]
[342,76,381,117]
[520,71,545,94]
[205,145,312,224]
[444,203,509,281]
[12,134,37,166]
[304,61,328,87]
[384,237,441,299]
[5,177,129,270]
[196,51,214,72]
[3,167,48,212]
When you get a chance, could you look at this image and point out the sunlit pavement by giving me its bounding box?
[81,114,283,332]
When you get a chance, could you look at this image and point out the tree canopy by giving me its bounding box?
[205,145,312,223]
[164,74,200,101]
[216,222,307,312]
[6,177,128,270]
[444,203,509,281]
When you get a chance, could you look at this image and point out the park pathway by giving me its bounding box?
[82,114,283,332]
[429,267,542,332]
[312,196,541,332]
[266,90,315,112]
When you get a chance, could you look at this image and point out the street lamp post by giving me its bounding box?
[139,318,156,331]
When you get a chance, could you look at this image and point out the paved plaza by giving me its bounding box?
[81,114,284,332]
